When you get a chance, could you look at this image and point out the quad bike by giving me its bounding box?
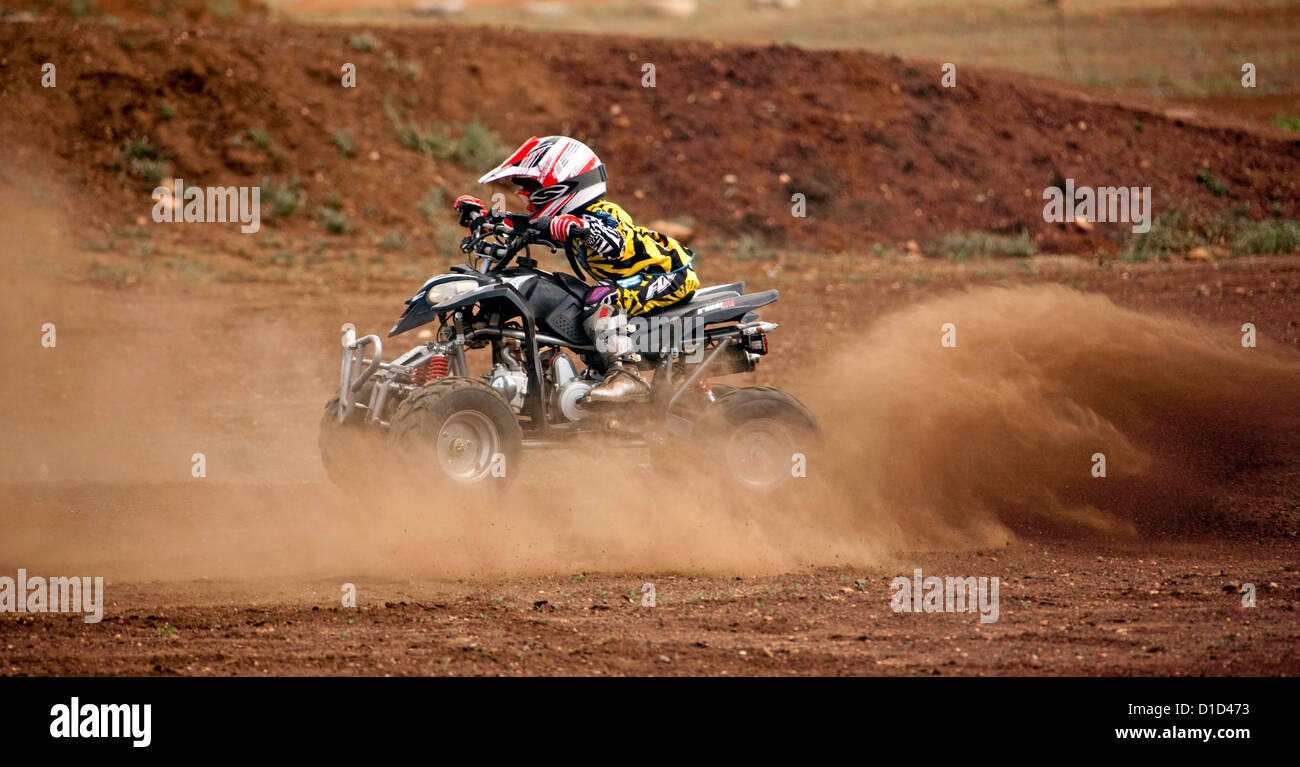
[320,208,820,493]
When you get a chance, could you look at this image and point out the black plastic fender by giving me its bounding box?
[389,282,519,337]
[388,282,552,430]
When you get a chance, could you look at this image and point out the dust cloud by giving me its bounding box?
[808,284,1299,548]
[2,180,1297,582]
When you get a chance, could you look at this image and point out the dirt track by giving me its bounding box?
[5,542,1298,676]
[1,221,1297,673]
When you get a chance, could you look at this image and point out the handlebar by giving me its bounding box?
[459,209,588,277]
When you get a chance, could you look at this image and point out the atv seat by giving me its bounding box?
[632,285,778,356]
[649,286,777,325]
[692,282,746,299]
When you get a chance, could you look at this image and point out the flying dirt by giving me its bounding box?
[3,187,1296,582]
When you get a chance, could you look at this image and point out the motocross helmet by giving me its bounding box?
[478,136,607,220]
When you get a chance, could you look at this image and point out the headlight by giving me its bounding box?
[424,279,478,306]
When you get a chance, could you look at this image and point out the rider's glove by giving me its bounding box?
[549,213,584,244]
[454,195,485,227]
[454,195,485,214]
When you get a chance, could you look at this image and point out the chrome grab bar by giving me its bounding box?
[338,326,382,422]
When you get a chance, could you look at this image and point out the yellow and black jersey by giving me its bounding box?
[571,199,699,316]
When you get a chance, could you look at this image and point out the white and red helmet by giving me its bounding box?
[478,136,607,220]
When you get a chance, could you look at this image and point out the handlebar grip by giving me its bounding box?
[462,210,483,228]
[521,215,587,244]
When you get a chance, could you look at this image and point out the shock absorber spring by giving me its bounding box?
[413,355,449,386]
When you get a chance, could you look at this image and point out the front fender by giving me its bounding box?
[387,280,551,429]
[388,283,530,337]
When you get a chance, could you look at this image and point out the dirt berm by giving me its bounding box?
[1,19,1297,253]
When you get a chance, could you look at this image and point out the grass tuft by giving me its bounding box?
[927,231,1036,260]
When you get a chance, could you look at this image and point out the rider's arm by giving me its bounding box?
[578,211,623,257]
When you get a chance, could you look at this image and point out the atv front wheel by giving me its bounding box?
[319,384,383,493]
[387,377,523,487]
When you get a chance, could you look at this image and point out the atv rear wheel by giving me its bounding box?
[387,377,523,487]
[654,385,820,494]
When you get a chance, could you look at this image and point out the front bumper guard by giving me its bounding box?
[337,327,382,423]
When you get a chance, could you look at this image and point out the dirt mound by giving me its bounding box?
[0,19,1297,256]
[2,0,267,23]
